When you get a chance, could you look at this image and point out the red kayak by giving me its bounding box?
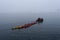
[12,18,43,30]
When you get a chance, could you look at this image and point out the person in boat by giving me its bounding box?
[36,18,43,23]
[12,18,43,30]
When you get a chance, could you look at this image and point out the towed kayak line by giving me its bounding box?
[12,18,43,30]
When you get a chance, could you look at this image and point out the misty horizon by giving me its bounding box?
[0,0,60,13]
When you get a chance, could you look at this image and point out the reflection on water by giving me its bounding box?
[0,13,60,40]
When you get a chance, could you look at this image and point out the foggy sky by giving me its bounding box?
[0,0,60,13]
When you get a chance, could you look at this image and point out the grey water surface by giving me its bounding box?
[0,13,60,40]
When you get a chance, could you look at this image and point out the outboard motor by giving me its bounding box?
[36,18,43,23]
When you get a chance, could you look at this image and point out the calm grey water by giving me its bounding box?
[0,12,60,40]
